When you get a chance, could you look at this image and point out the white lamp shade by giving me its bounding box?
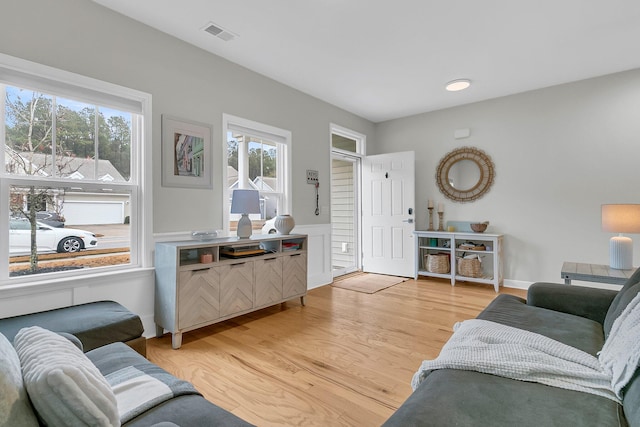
[230,189,261,214]
[602,204,640,233]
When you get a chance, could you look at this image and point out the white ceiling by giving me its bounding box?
[93,0,640,123]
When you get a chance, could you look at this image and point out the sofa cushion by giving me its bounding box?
[0,332,38,427]
[0,300,144,352]
[383,369,626,427]
[477,294,604,356]
[14,326,120,427]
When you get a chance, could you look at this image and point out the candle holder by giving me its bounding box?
[437,212,444,231]
[427,207,434,231]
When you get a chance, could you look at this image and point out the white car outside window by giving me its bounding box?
[9,220,98,254]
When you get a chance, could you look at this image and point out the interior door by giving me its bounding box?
[361,151,415,277]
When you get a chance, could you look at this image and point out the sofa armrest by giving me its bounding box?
[527,282,619,324]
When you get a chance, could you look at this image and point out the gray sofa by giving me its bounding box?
[383,268,640,427]
[0,301,253,426]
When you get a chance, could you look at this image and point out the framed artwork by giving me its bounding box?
[161,115,213,189]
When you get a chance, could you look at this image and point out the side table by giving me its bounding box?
[561,262,636,286]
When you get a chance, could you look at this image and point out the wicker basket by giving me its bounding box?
[457,257,483,278]
[426,253,450,274]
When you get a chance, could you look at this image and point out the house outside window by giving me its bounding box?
[0,54,151,284]
[223,114,291,234]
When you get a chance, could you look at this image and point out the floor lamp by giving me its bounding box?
[602,204,640,270]
[231,189,261,239]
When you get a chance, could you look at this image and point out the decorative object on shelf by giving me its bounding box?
[436,147,495,203]
[437,203,445,231]
[426,253,450,274]
[191,230,218,240]
[230,189,261,239]
[459,242,485,251]
[161,115,213,189]
[470,221,490,233]
[427,199,435,231]
[457,254,483,278]
[601,204,640,270]
[274,214,295,235]
[199,252,213,263]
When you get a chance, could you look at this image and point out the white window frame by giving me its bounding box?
[330,123,366,156]
[222,114,292,234]
[0,53,152,286]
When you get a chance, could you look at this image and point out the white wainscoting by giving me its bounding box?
[290,223,332,289]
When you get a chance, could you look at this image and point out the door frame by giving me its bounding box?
[330,124,366,278]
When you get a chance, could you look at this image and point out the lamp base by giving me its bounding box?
[237,214,253,239]
[610,234,633,270]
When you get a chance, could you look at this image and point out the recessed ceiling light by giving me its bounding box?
[445,79,471,92]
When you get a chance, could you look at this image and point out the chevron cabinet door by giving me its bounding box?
[155,235,307,349]
[283,253,307,299]
[219,261,254,317]
[178,268,220,329]
[254,256,283,307]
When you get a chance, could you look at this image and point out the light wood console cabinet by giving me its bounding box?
[414,230,503,292]
[155,234,307,349]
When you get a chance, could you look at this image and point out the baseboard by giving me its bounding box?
[503,279,532,290]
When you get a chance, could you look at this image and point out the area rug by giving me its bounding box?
[331,272,409,294]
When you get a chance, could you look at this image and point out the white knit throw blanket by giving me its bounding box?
[412,292,640,404]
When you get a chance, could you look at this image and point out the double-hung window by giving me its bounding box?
[0,54,151,284]
[223,114,291,233]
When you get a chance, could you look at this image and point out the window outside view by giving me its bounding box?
[4,85,134,278]
[227,131,283,234]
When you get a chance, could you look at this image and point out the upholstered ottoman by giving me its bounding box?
[0,300,146,356]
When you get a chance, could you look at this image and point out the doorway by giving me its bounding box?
[330,125,365,278]
[331,153,360,277]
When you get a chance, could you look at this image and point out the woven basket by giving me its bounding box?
[457,257,483,278]
[426,254,450,274]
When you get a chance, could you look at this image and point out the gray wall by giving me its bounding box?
[373,70,640,283]
[0,0,374,234]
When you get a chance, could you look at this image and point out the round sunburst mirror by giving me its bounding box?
[436,147,495,203]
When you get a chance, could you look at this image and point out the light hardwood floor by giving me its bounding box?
[147,278,527,426]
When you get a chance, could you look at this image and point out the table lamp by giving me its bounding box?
[231,189,261,239]
[601,204,640,269]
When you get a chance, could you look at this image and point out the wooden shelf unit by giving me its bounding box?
[155,234,307,349]
[414,230,503,292]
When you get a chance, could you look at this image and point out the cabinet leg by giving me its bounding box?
[155,324,164,338]
[171,332,182,350]
[300,296,306,306]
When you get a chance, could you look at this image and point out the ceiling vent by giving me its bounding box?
[203,22,237,42]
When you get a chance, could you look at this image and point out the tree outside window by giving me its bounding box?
[4,85,134,277]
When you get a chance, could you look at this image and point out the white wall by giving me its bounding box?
[373,69,640,284]
[0,0,370,330]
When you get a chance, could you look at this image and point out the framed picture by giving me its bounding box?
[161,115,213,189]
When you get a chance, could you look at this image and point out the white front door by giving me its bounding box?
[361,151,415,277]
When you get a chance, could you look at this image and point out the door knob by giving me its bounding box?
[402,218,414,223]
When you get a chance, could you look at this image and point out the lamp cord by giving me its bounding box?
[315,182,320,216]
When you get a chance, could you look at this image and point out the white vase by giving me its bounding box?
[274,214,295,235]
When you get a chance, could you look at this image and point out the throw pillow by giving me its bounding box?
[0,332,38,427]
[13,326,120,427]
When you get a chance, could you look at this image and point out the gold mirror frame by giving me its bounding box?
[436,147,495,202]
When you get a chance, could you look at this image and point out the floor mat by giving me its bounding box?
[331,272,409,294]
